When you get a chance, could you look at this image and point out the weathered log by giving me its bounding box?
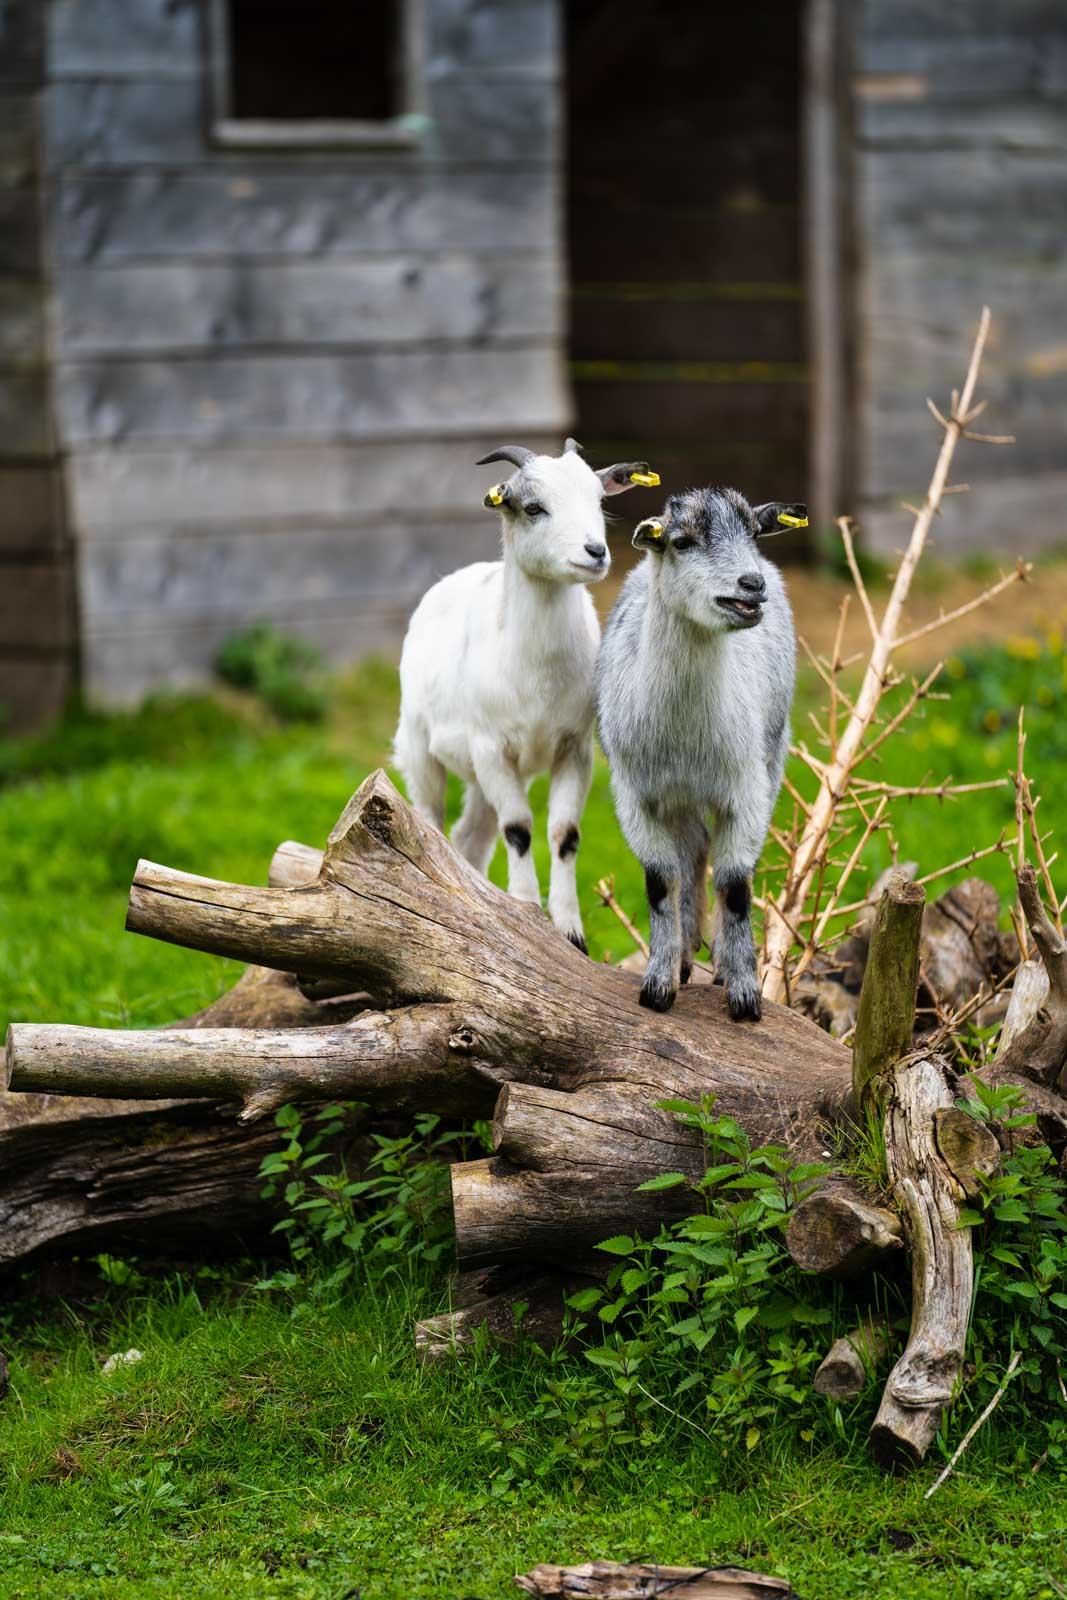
[996,957,1049,1061]
[786,1183,902,1277]
[813,1316,891,1400]
[852,879,926,1106]
[415,1267,584,1362]
[516,1564,799,1599]
[0,965,370,1269]
[995,867,1067,1090]
[869,1055,974,1471]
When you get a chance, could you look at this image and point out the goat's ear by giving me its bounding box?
[752,501,808,537]
[598,461,661,496]
[483,481,513,510]
[632,517,666,553]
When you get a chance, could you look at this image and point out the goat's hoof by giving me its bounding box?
[639,977,677,1012]
[679,959,693,986]
[727,981,762,1022]
[565,929,589,956]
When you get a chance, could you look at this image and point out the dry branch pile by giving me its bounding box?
[3,309,1064,1479]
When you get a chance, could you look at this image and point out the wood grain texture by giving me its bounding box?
[869,1055,973,1471]
[53,170,557,264]
[852,879,925,1106]
[56,255,561,356]
[56,345,568,446]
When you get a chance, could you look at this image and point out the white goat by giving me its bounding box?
[394,439,658,949]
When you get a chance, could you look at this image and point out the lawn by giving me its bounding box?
[2,631,1067,1599]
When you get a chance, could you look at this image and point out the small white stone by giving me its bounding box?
[101,1348,143,1376]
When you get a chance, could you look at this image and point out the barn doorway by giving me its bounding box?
[566,0,811,556]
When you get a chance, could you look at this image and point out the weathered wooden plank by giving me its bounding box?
[77,519,500,622]
[427,0,557,79]
[56,344,569,446]
[572,375,806,442]
[0,467,65,553]
[0,190,42,275]
[572,296,804,364]
[46,76,558,169]
[48,0,202,79]
[856,32,1063,94]
[53,168,557,263]
[56,254,561,355]
[570,202,801,285]
[859,98,1067,152]
[859,1,1065,43]
[81,606,411,706]
[0,369,55,458]
[859,470,1067,560]
[0,653,72,732]
[0,94,37,188]
[0,281,46,363]
[0,561,73,649]
[65,435,562,535]
[859,148,1067,254]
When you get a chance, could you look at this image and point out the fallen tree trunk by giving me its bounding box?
[0,853,371,1268]
[7,772,1067,1472]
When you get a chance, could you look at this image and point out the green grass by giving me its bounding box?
[1,1268,1064,1600]
[3,640,1067,1598]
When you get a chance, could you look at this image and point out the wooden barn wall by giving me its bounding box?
[853,0,1067,556]
[44,0,568,705]
[0,0,75,731]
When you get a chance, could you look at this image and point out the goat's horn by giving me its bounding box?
[563,437,582,455]
[475,444,535,469]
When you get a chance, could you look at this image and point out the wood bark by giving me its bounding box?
[813,1317,891,1400]
[516,1565,799,1599]
[0,967,370,1269]
[869,1055,974,1470]
[852,878,925,1105]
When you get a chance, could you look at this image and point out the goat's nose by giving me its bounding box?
[584,541,608,562]
[738,571,766,596]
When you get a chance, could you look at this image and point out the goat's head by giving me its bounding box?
[476,439,659,585]
[631,487,807,632]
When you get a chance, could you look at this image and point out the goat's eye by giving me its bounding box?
[523,501,547,518]
[672,536,697,552]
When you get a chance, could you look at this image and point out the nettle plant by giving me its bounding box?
[559,1096,838,1455]
[958,1078,1067,1466]
[257,1104,474,1306]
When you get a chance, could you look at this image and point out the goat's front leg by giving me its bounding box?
[677,817,710,985]
[546,734,593,952]
[470,738,540,906]
[710,791,770,1021]
[614,779,685,1011]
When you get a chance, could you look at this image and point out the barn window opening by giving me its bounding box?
[210,0,417,147]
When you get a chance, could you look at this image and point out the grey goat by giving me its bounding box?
[595,486,805,1018]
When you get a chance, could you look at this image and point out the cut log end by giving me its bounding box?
[786,1184,902,1277]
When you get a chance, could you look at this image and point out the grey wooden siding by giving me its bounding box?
[0,0,75,732]
[854,0,1067,555]
[46,0,568,705]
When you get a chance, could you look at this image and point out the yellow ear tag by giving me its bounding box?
[635,519,663,541]
[777,511,808,529]
[488,484,506,507]
[630,470,661,488]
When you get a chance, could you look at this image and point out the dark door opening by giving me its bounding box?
[566,0,809,555]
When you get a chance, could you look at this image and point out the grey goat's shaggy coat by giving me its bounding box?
[595,486,802,1018]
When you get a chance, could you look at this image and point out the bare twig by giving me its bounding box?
[594,876,649,959]
[893,561,1031,651]
[924,1351,1022,1499]
[838,517,879,643]
[762,308,1006,1002]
